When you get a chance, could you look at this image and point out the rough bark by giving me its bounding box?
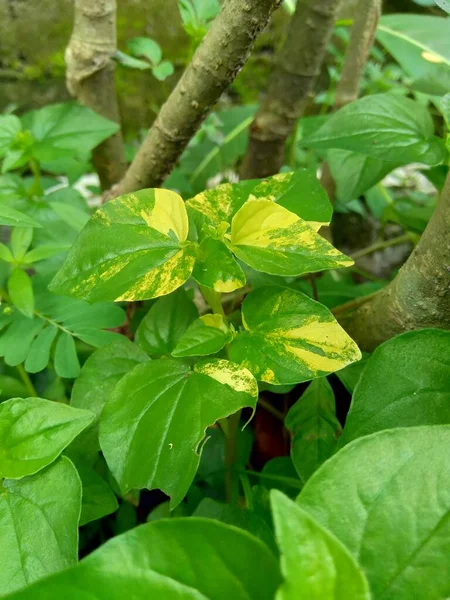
[240,0,340,180]
[66,0,126,189]
[112,0,281,197]
[343,172,450,351]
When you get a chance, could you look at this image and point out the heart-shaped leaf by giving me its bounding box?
[100,358,258,506]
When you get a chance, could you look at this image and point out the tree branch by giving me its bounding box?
[240,0,340,180]
[111,0,282,197]
[320,0,382,209]
[66,0,126,189]
[334,0,382,109]
[342,171,450,351]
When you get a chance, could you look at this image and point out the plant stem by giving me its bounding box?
[332,289,382,316]
[199,285,226,319]
[225,410,242,505]
[258,396,285,421]
[350,233,414,261]
[239,473,254,510]
[16,364,37,397]
[29,158,43,197]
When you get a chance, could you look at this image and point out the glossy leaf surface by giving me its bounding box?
[229,286,361,384]
[5,518,281,600]
[286,378,341,483]
[136,288,198,356]
[0,397,94,478]
[100,358,258,506]
[271,491,370,600]
[0,457,81,595]
[172,314,232,357]
[50,189,197,302]
[71,338,150,418]
[341,329,450,445]
[229,199,352,276]
[304,94,445,166]
[298,426,450,600]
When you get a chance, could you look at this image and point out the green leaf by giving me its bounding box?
[304,93,445,166]
[100,358,258,506]
[152,60,175,81]
[71,338,149,418]
[327,149,396,202]
[259,456,302,496]
[75,460,118,526]
[341,329,450,445]
[114,50,152,70]
[10,227,33,261]
[50,189,197,302]
[0,316,44,366]
[0,205,41,228]
[22,102,120,158]
[242,170,333,228]
[0,457,81,596]
[286,378,341,483]
[49,201,90,232]
[127,37,162,65]
[5,517,281,600]
[271,491,370,600]
[298,426,450,600]
[0,396,94,478]
[186,170,331,231]
[24,325,58,373]
[22,243,70,264]
[0,243,13,262]
[228,199,352,277]
[194,497,277,554]
[54,331,81,378]
[172,314,232,357]
[0,375,28,399]
[229,286,361,385]
[192,237,246,292]
[7,269,34,318]
[185,106,256,190]
[136,287,198,356]
[0,115,21,157]
[377,15,450,82]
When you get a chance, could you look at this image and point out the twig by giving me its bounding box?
[351,233,414,261]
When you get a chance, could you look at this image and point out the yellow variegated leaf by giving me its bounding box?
[229,285,361,385]
[186,170,332,232]
[192,237,246,293]
[50,189,196,302]
[228,200,352,277]
[246,170,332,230]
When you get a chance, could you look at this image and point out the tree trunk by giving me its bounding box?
[66,0,126,189]
[343,172,450,351]
[112,0,281,197]
[240,0,339,180]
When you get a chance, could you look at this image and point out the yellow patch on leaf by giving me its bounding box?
[195,359,258,397]
[115,247,195,301]
[141,189,188,241]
